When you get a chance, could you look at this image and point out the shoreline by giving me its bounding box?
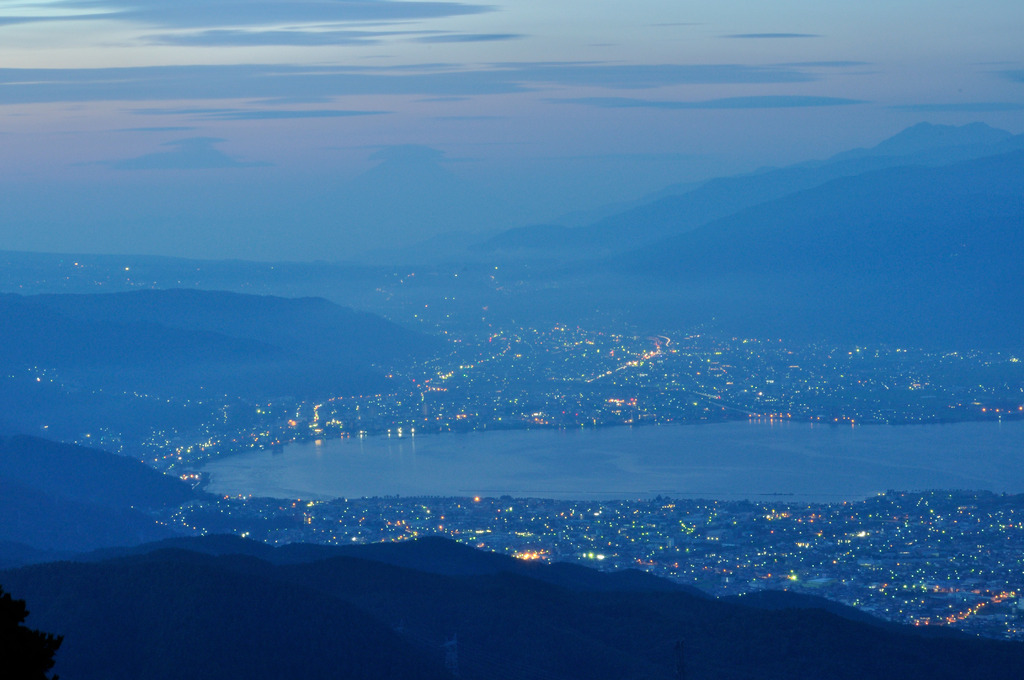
[196,419,1024,504]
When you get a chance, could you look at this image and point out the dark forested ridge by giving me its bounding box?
[27,288,431,366]
[0,435,196,509]
[0,436,197,560]
[2,536,1022,680]
[0,289,434,397]
[0,288,438,444]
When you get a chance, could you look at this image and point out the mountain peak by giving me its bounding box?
[868,121,1013,156]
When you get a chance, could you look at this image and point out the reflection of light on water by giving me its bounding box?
[202,421,1024,501]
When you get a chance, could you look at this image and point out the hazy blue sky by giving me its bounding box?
[1,0,1022,260]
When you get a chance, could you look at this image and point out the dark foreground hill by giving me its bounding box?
[0,436,197,562]
[2,536,1022,680]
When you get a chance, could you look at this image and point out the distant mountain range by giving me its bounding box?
[471,121,1024,262]
[608,149,1024,346]
[1,122,1020,348]
[457,124,1023,346]
[3,535,1021,680]
[341,122,1024,346]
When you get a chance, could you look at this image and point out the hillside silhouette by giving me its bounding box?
[0,586,62,680]
[0,436,197,560]
[3,536,1022,680]
[0,289,437,444]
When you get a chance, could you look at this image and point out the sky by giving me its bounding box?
[1,0,1022,260]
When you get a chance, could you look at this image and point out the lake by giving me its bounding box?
[199,420,1024,502]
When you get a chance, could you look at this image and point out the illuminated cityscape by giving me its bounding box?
[99,322,1022,469]
[2,0,1023,672]
[162,489,1024,641]
[8,304,1023,646]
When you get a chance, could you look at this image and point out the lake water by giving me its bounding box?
[199,420,1024,502]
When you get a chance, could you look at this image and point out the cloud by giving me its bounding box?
[17,0,492,28]
[371,144,445,160]
[781,61,871,68]
[144,29,397,47]
[0,12,111,25]
[432,115,507,120]
[559,151,707,162]
[412,33,523,43]
[212,109,388,120]
[558,95,865,109]
[103,137,268,170]
[216,109,388,120]
[131,105,388,120]
[0,64,528,104]
[145,27,506,48]
[725,33,820,39]
[889,102,1024,112]
[252,96,337,105]
[132,107,241,117]
[499,63,816,88]
[0,17,57,26]
[116,126,197,132]
[0,62,823,106]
